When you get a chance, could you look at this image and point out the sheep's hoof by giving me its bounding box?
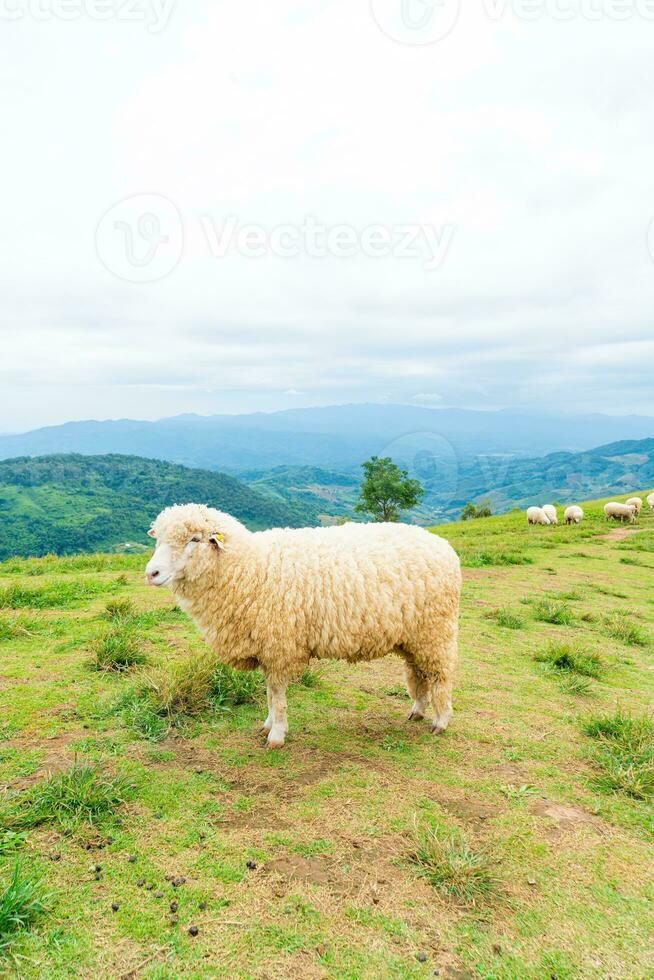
[266,738,285,750]
[408,709,424,722]
[431,724,447,736]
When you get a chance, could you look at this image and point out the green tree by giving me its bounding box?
[461,499,492,521]
[354,456,423,523]
[461,500,493,521]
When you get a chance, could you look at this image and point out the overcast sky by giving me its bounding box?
[2,0,654,431]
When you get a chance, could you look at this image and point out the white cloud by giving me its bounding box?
[1,1,654,429]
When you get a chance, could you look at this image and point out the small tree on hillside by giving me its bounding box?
[354,456,423,523]
[461,499,493,521]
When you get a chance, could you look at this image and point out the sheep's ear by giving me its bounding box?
[147,528,157,539]
[209,532,225,551]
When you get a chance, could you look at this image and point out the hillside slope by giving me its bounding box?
[0,492,651,975]
[452,437,654,518]
[0,454,315,560]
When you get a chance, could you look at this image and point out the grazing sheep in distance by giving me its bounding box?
[604,502,637,524]
[626,497,643,515]
[564,505,584,525]
[542,504,558,525]
[527,506,550,526]
[648,492,654,511]
[145,504,462,749]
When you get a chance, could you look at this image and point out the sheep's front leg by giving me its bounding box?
[260,685,273,735]
[265,680,289,749]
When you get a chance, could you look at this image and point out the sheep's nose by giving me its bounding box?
[146,570,160,585]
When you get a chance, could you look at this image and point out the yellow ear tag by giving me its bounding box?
[215,533,224,542]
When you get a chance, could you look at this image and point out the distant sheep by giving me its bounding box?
[145,504,462,748]
[542,504,558,525]
[564,505,584,525]
[527,506,550,526]
[648,492,654,511]
[626,497,643,515]
[604,502,637,524]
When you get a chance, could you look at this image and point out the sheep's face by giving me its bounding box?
[145,505,225,589]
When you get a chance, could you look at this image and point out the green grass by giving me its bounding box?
[0,862,47,956]
[602,612,649,648]
[487,607,525,630]
[92,620,148,672]
[582,712,654,801]
[535,641,605,679]
[0,579,124,610]
[461,550,533,568]
[0,495,652,976]
[102,598,136,621]
[533,599,574,625]
[211,662,263,707]
[559,674,596,698]
[409,821,496,905]
[2,764,134,832]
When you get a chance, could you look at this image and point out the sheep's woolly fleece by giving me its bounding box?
[148,504,462,692]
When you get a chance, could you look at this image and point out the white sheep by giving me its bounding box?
[604,502,637,524]
[145,504,462,749]
[527,506,550,526]
[626,497,643,515]
[542,504,558,525]
[564,505,584,525]
[648,492,654,511]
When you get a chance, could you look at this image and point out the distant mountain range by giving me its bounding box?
[2,404,654,474]
[0,455,314,561]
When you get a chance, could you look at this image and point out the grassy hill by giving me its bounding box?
[449,438,654,519]
[0,455,316,561]
[0,492,652,975]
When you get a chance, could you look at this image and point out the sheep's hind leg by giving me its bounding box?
[265,680,289,749]
[429,672,454,735]
[405,662,429,722]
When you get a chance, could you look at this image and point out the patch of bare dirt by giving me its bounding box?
[264,854,336,888]
[462,567,515,583]
[530,799,603,837]
[494,761,532,783]
[598,527,644,542]
[2,728,87,790]
[421,785,500,826]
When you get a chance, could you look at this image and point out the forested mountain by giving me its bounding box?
[429,438,654,518]
[0,455,317,561]
[1,437,653,561]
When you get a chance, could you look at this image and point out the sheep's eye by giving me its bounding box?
[190,535,202,543]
